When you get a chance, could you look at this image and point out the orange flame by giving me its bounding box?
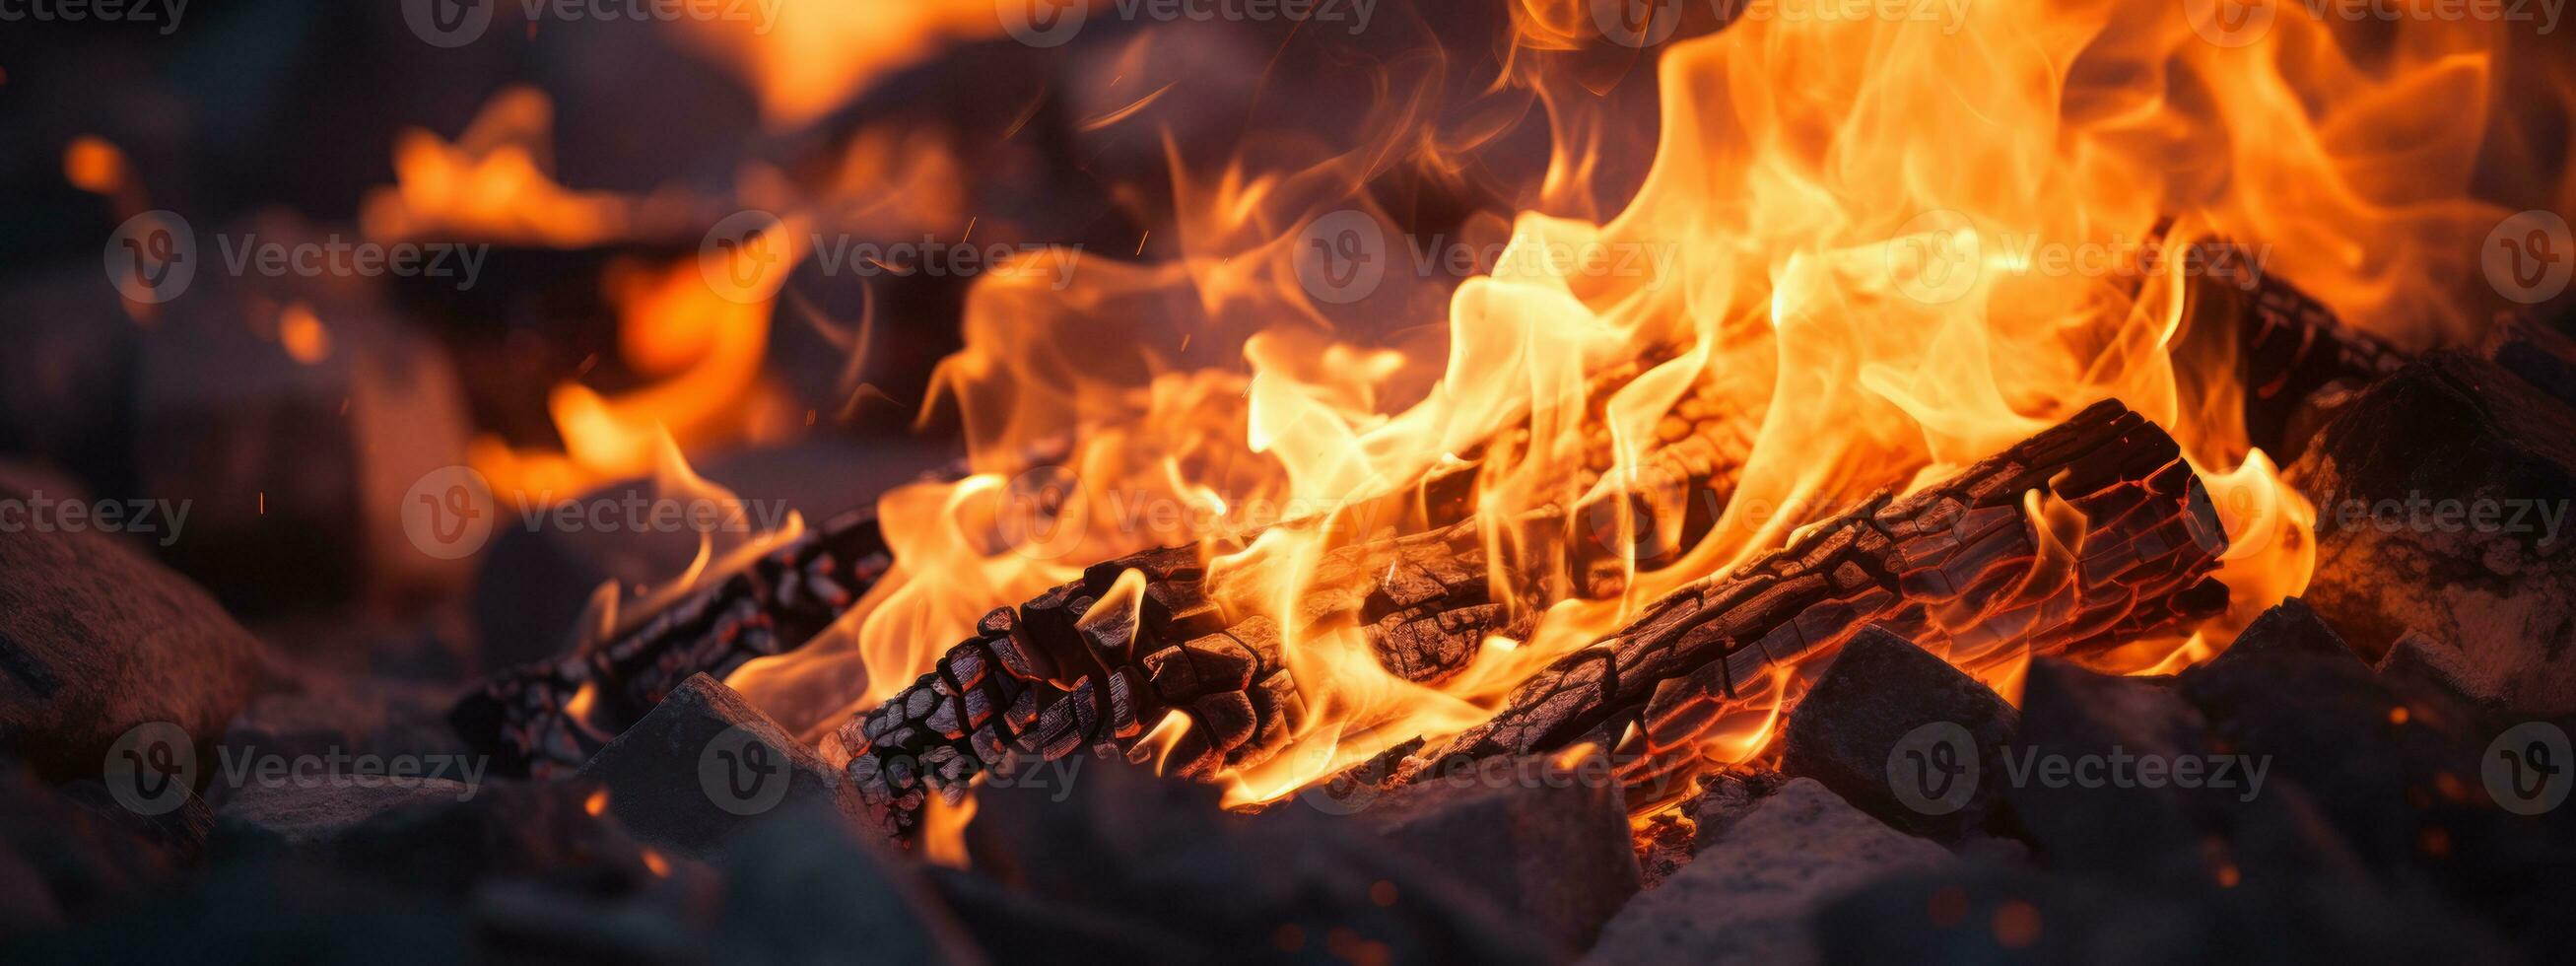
[723,7,2550,812]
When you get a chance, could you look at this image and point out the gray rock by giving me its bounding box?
[2203,597,2360,674]
[1780,626,2016,841]
[719,805,982,965]
[218,778,478,849]
[967,755,1549,964]
[0,507,267,779]
[2374,630,2489,708]
[2015,658,2364,885]
[575,673,861,857]
[1359,746,1642,950]
[1689,769,1785,851]
[1585,779,1946,965]
[2287,352,2576,715]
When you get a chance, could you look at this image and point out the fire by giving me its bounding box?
[732,1,2549,815]
[362,88,686,247]
[95,0,2541,849]
[667,0,1010,128]
[63,135,127,194]
[918,793,978,868]
[470,224,799,506]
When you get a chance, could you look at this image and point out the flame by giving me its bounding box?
[63,135,127,194]
[919,793,977,868]
[277,303,333,365]
[362,88,683,246]
[717,6,2544,812]
[668,1,1008,128]
[471,221,799,505]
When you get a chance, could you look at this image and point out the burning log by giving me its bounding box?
[840,400,2231,838]
[2178,261,2407,462]
[455,253,2365,779]
[451,367,1751,775]
[449,509,895,776]
[1390,399,2231,792]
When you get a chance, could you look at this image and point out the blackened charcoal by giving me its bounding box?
[575,674,862,858]
[1780,626,2018,842]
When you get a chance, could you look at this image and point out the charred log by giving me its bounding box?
[449,510,895,776]
[843,400,2231,838]
[1396,400,2230,794]
[457,254,2372,778]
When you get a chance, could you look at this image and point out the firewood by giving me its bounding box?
[843,400,2230,839]
[449,509,896,776]
[457,256,2371,778]
[1390,398,2231,793]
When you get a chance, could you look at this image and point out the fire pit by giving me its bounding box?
[3,0,2573,961]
